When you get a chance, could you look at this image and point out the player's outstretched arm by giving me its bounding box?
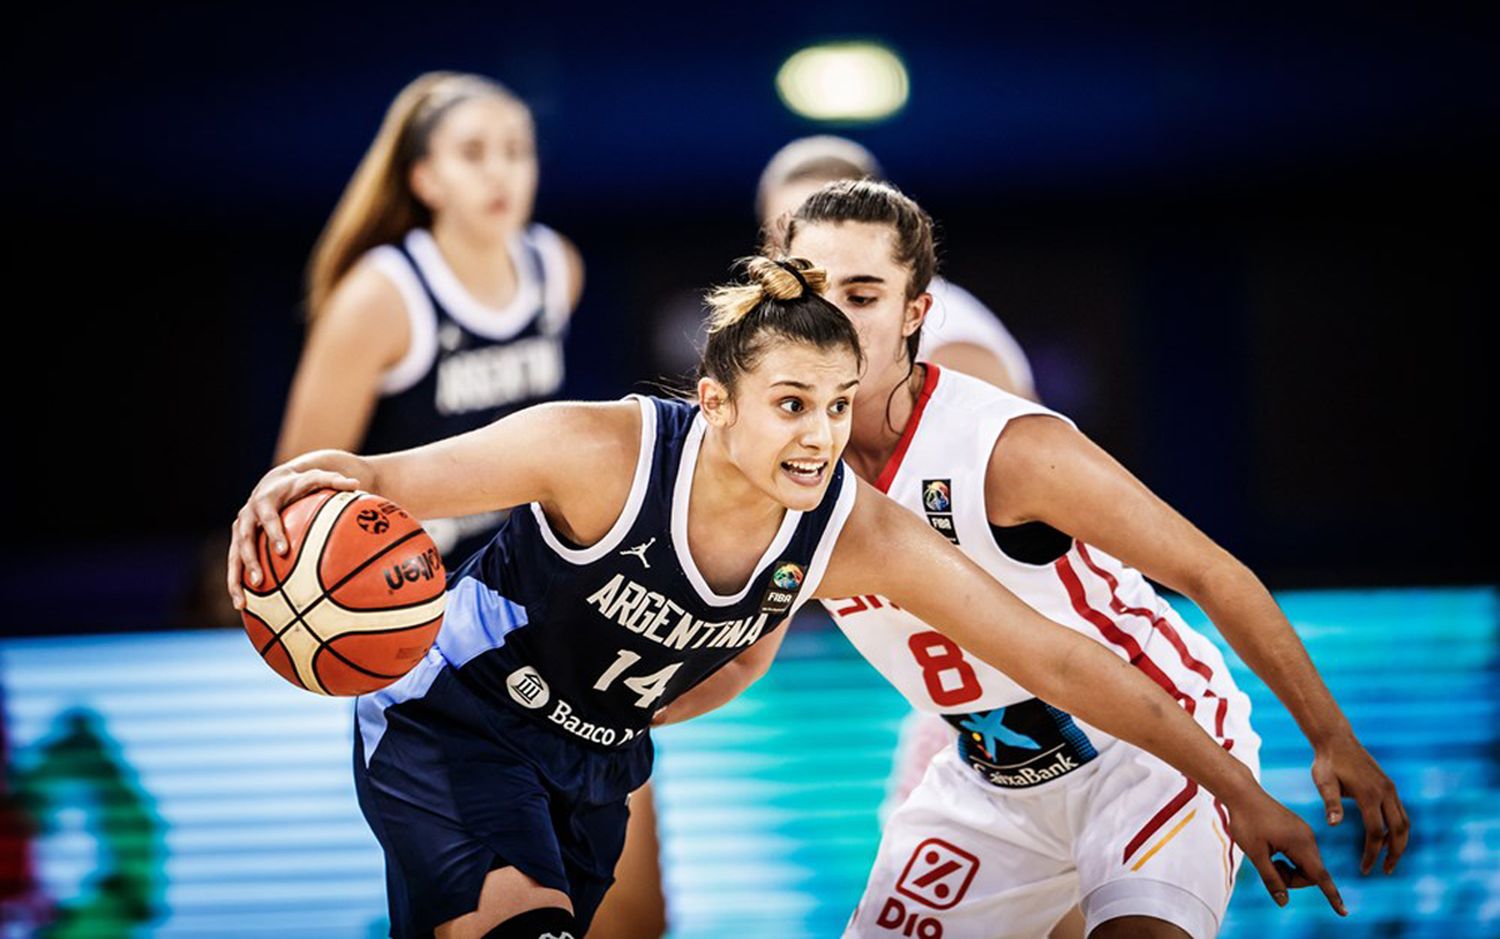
[987,413,1409,876]
[650,622,789,726]
[818,480,1347,915]
[227,400,641,610]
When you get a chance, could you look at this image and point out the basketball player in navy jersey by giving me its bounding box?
[228,258,1341,939]
[275,71,582,568]
[603,136,1053,939]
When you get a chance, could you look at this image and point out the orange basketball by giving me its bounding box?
[239,489,446,695]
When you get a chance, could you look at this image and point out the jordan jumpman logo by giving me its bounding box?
[621,537,656,569]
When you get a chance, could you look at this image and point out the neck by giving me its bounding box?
[844,362,925,483]
[429,218,519,307]
[694,425,786,530]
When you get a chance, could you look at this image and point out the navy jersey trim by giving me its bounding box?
[368,245,440,397]
[405,228,546,340]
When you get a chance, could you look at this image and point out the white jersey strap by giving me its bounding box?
[367,245,438,396]
[529,396,656,564]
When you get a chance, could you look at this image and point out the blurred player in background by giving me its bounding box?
[276,70,582,567]
[757,136,1035,400]
[784,180,1406,939]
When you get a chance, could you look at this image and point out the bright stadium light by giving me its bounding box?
[776,42,909,122]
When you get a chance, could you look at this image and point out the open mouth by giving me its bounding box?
[780,459,827,487]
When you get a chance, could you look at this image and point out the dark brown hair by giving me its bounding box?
[785,180,938,417]
[700,257,864,396]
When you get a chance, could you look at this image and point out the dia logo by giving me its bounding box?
[875,896,942,938]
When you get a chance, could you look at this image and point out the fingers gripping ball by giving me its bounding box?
[239,489,446,695]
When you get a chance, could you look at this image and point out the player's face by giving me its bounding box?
[760,177,835,244]
[411,96,538,239]
[705,341,859,512]
[787,221,927,404]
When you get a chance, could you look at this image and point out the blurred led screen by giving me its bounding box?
[2,587,1495,937]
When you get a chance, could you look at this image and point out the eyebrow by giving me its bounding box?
[837,274,886,286]
[771,379,861,391]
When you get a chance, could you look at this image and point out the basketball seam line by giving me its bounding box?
[262,495,434,691]
[312,613,446,681]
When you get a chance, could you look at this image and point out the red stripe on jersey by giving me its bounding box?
[1061,548,1251,874]
[1055,554,1188,703]
[1075,543,1215,685]
[873,364,942,494]
[1123,776,1199,864]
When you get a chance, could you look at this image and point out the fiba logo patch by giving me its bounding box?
[772,563,804,591]
[505,666,551,709]
[896,837,979,910]
[921,479,959,545]
[760,562,805,616]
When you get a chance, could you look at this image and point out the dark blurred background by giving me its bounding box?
[2,4,1494,633]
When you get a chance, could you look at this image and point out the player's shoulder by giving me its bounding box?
[929,364,1027,415]
[522,222,584,307]
[541,397,644,447]
[926,366,1074,450]
[314,249,410,346]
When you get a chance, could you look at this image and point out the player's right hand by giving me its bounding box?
[1228,788,1347,916]
[226,465,361,610]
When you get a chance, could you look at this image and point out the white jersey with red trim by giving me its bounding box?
[838,364,1260,938]
[823,364,1244,754]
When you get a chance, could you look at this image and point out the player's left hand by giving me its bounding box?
[1311,731,1410,875]
[1228,788,1347,916]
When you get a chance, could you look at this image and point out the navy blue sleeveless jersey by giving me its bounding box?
[360,224,572,565]
[357,394,857,758]
[351,395,855,935]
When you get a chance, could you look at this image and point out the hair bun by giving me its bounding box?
[703,256,829,333]
[746,256,828,301]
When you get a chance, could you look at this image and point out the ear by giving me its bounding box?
[409,159,441,212]
[698,376,735,427]
[902,292,933,338]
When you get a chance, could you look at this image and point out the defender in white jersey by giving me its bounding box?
[783,180,1408,939]
[834,364,1259,938]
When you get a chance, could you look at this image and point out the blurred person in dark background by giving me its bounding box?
[757,135,1037,400]
[275,70,581,565]
[183,71,582,631]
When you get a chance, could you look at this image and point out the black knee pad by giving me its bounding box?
[482,906,579,939]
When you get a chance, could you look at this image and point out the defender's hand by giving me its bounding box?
[1228,789,1346,916]
[1312,731,1410,875]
